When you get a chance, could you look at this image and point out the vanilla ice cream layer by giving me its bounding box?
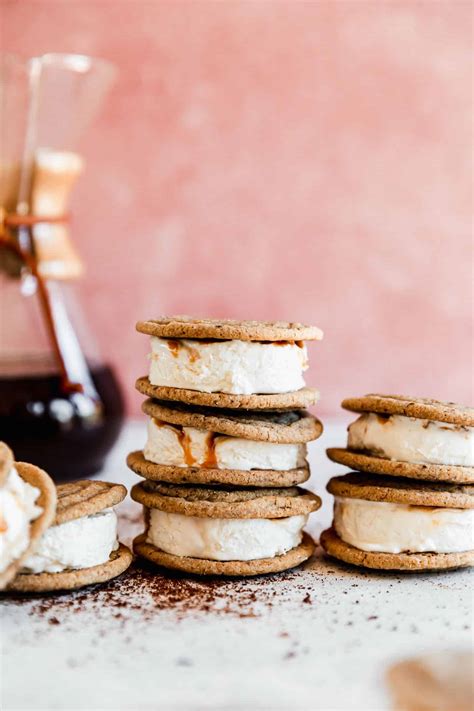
[0,467,42,574]
[348,413,474,466]
[149,337,308,395]
[147,509,307,561]
[23,509,119,574]
[144,418,307,471]
[334,497,474,554]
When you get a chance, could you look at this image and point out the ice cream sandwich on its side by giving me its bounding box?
[0,442,56,590]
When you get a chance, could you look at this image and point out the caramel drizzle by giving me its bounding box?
[272,340,304,348]
[166,339,200,362]
[202,431,218,468]
[0,516,7,533]
[154,418,218,468]
[166,338,304,360]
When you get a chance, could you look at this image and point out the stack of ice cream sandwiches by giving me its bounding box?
[127,316,324,576]
[0,441,132,593]
[322,395,474,572]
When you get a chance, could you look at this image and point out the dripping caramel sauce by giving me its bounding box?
[154,418,218,468]
[202,431,218,468]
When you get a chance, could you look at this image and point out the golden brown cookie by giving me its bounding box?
[341,394,474,426]
[7,544,133,593]
[386,651,474,711]
[0,442,14,486]
[142,399,323,443]
[7,479,131,593]
[136,316,323,342]
[131,480,321,519]
[127,450,310,488]
[136,376,319,411]
[327,472,474,509]
[327,447,474,484]
[320,527,474,572]
[133,532,316,576]
[53,479,127,525]
[0,461,57,590]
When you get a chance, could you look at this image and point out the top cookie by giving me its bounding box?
[0,442,14,486]
[54,480,127,525]
[327,472,474,509]
[142,399,323,443]
[342,394,474,427]
[136,316,323,342]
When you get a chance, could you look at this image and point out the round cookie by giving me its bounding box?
[52,479,128,525]
[127,450,310,488]
[8,480,132,593]
[142,399,323,443]
[8,544,133,593]
[320,527,474,572]
[341,394,474,426]
[0,441,14,486]
[386,651,474,711]
[136,376,319,411]
[327,472,474,509]
[133,531,316,577]
[136,316,323,342]
[326,448,474,484]
[0,459,57,590]
[131,481,321,519]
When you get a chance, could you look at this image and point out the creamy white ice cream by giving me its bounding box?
[348,413,474,466]
[147,509,307,561]
[334,496,474,554]
[23,509,118,574]
[0,467,42,574]
[149,337,308,395]
[144,418,307,471]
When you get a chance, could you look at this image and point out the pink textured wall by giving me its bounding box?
[3,1,473,415]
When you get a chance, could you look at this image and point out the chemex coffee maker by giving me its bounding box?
[0,53,124,480]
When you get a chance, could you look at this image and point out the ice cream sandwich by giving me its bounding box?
[127,398,322,488]
[131,480,320,576]
[135,316,323,410]
[327,394,474,483]
[9,480,132,592]
[0,442,56,589]
[320,472,473,571]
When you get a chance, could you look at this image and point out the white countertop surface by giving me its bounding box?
[1,420,472,711]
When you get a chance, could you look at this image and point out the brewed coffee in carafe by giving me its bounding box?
[0,54,124,480]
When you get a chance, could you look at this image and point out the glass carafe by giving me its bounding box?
[0,53,124,481]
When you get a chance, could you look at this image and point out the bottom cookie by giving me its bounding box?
[7,543,133,593]
[320,527,474,572]
[133,532,315,576]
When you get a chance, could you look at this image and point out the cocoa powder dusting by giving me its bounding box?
[5,562,316,626]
